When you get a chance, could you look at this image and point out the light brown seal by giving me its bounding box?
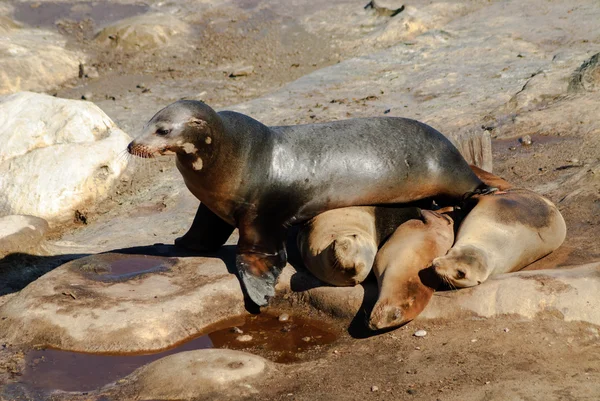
[369,210,454,330]
[433,188,567,288]
[297,206,422,286]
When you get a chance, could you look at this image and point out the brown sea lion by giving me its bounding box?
[433,189,567,288]
[296,206,422,286]
[369,210,454,330]
[127,100,494,306]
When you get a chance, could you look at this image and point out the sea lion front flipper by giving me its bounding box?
[174,202,235,252]
[236,222,286,306]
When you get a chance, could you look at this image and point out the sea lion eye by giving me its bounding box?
[456,269,466,279]
[156,128,170,136]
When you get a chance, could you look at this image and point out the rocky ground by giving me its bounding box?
[1,0,600,400]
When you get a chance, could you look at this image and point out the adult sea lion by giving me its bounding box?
[369,210,454,330]
[433,189,566,288]
[127,100,494,306]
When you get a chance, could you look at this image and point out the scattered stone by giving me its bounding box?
[231,327,244,334]
[371,385,379,392]
[85,66,100,79]
[364,0,405,17]
[229,65,255,78]
[95,14,189,51]
[520,135,533,146]
[568,52,600,92]
[124,349,275,400]
[415,346,421,350]
[0,27,83,94]
[236,335,253,342]
[0,215,49,257]
[504,328,510,333]
[471,339,478,343]
[413,330,427,337]
[81,92,93,100]
[302,336,311,342]
[407,388,416,395]
[278,313,290,322]
[0,92,130,221]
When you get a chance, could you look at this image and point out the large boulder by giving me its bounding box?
[0,22,82,95]
[0,92,130,222]
[95,14,189,52]
[0,252,246,353]
[122,349,276,400]
[279,263,600,326]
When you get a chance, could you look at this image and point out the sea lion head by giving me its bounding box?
[127,100,221,166]
[328,234,377,285]
[432,245,489,288]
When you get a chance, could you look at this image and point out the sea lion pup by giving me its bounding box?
[369,210,454,330]
[433,189,566,288]
[297,206,422,286]
[297,165,506,287]
[127,100,494,306]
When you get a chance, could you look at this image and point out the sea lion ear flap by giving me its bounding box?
[188,118,208,129]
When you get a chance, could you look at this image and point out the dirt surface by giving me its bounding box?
[1,0,600,400]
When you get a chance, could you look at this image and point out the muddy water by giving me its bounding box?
[492,134,578,157]
[21,313,338,392]
[76,253,175,282]
[12,1,149,28]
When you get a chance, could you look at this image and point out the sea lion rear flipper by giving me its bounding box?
[236,222,286,306]
[174,203,235,252]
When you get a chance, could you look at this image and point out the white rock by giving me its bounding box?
[0,92,130,222]
[413,329,427,337]
[0,26,83,95]
[95,14,189,51]
[237,335,253,342]
[127,349,274,400]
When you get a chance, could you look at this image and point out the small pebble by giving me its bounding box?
[503,328,510,333]
[568,158,579,164]
[509,146,517,151]
[520,135,532,146]
[414,329,427,337]
[302,336,311,342]
[414,346,421,350]
[236,334,253,342]
[278,313,290,322]
[485,381,491,385]
[81,92,93,100]
[407,389,416,395]
[471,339,478,343]
[231,327,243,334]
[371,386,379,392]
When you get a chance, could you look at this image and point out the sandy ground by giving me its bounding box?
[1,0,600,400]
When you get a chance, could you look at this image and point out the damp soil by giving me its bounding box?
[18,312,339,393]
[12,1,149,29]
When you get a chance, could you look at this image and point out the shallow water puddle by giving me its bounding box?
[21,313,338,392]
[77,253,174,282]
[12,1,149,28]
